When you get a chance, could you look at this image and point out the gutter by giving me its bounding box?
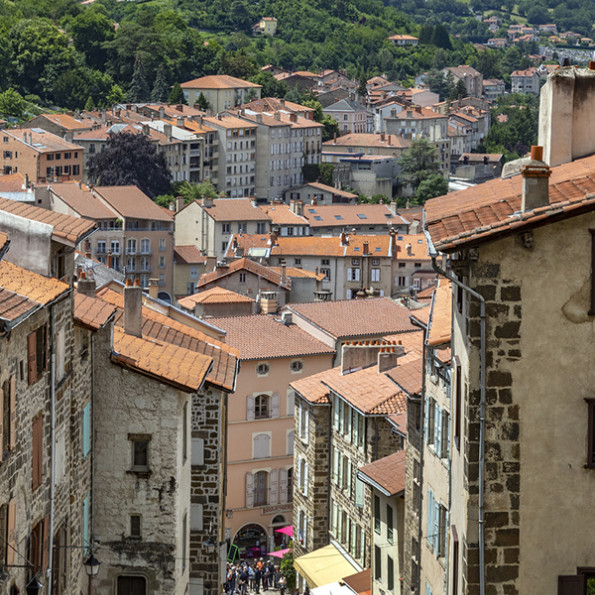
[424,227,486,595]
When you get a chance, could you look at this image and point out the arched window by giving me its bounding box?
[253,433,271,459]
[254,471,268,506]
[287,468,293,502]
[287,430,294,456]
[255,394,270,419]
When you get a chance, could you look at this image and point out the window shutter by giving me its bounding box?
[41,515,50,570]
[191,438,204,465]
[296,459,301,494]
[271,393,280,418]
[191,503,203,531]
[334,399,340,429]
[558,576,581,595]
[444,510,449,558]
[269,469,279,505]
[82,402,91,458]
[446,412,451,458]
[0,386,4,462]
[436,406,442,454]
[424,397,429,444]
[245,472,254,508]
[287,391,295,415]
[32,413,43,490]
[303,409,309,444]
[246,395,255,421]
[355,477,364,507]
[6,498,16,565]
[279,468,288,503]
[433,501,440,554]
[333,448,339,484]
[287,431,294,456]
[296,403,302,439]
[426,490,434,550]
[303,461,309,497]
[28,331,37,385]
[9,375,15,450]
[347,460,352,495]
[354,411,359,445]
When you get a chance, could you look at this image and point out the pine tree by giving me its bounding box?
[84,96,94,111]
[129,52,150,103]
[168,82,187,105]
[196,92,211,111]
[151,64,169,103]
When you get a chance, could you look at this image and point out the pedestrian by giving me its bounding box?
[254,563,262,594]
[248,563,255,592]
[239,565,249,595]
[227,564,236,595]
[263,563,270,591]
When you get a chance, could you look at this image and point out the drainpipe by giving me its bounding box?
[47,305,56,595]
[427,243,486,595]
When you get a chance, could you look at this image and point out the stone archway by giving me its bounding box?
[232,523,268,560]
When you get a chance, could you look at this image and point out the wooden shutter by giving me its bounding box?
[271,393,280,418]
[558,576,581,595]
[245,472,254,508]
[9,376,15,450]
[303,461,309,497]
[287,391,295,415]
[28,331,37,385]
[435,406,442,455]
[269,469,279,505]
[41,515,50,570]
[246,395,255,421]
[296,404,302,439]
[426,490,434,551]
[279,468,288,504]
[6,499,16,565]
[295,459,301,494]
[32,413,43,490]
[303,408,309,444]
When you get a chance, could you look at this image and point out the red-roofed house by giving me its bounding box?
[179,75,262,112]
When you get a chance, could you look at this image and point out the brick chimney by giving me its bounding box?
[260,290,278,314]
[341,341,404,374]
[164,123,173,141]
[148,278,159,299]
[378,344,405,373]
[124,279,142,338]
[176,196,185,211]
[159,106,165,119]
[363,241,369,256]
[521,145,551,211]
[77,270,96,297]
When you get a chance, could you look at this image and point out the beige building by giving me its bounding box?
[44,183,176,301]
[180,75,262,113]
[173,244,208,298]
[178,286,256,318]
[442,66,484,98]
[252,17,278,36]
[207,314,335,558]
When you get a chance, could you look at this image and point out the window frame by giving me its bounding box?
[129,434,151,473]
[254,394,270,419]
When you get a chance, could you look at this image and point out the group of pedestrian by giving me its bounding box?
[225,559,283,595]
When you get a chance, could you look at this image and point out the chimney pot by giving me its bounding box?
[124,283,143,338]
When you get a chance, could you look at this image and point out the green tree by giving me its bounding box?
[87,132,172,198]
[69,5,114,70]
[196,92,211,111]
[84,95,94,111]
[449,78,468,101]
[280,552,295,591]
[129,51,150,102]
[151,64,169,103]
[431,24,452,50]
[249,72,287,99]
[398,138,442,200]
[416,173,448,202]
[106,84,126,106]
[319,162,335,186]
[168,83,186,105]
[0,88,26,118]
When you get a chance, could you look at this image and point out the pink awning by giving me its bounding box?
[274,525,293,537]
[268,548,291,558]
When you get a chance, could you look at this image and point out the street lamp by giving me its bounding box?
[204,535,216,553]
[84,554,101,577]
[25,575,43,595]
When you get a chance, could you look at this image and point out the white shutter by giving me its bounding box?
[347,460,352,495]
[333,448,339,484]
[446,412,451,457]
[424,397,429,444]
[435,406,442,454]
[303,408,309,444]
[426,490,434,550]
[296,403,302,439]
[247,395,255,421]
[271,393,280,418]
[191,438,204,465]
[287,390,295,415]
[304,461,309,497]
[190,578,204,595]
[296,459,301,493]
[246,472,254,508]
[55,429,66,484]
[354,411,359,445]
[279,468,288,503]
[190,503,203,531]
[433,501,440,553]
[334,398,340,429]
[355,477,364,507]
[269,469,279,505]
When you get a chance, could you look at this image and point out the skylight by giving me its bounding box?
[334,215,343,220]
[357,213,367,219]
[314,216,323,221]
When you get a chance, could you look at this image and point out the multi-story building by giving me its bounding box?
[175,197,270,261]
[203,114,258,197]
[44,182,175,300]
[1,128,83,182]
[442,66,484,98]
[511,67,541,94]
[207,313,335,558]
[180,75,262,112]
[173,244,207,298]
[284,182,358,205]
[21,112,94,139]
[323,99,374,135]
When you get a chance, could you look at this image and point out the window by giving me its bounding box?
[372,258,380,266]
[159,256,165,269]
[28,325,48,385]
[374,546,381,580]
[130,515,141,538]
[257,222,266,234]
[398,262,406,268]
[96,240,106,254]
[371,268,380,282]
[32,412,43,490]
[454,359,461,450]
[321,268,331,281]
[127,239,137,254]
[82,402,91,458]
[159,273,165,286]
[130,435,150,472]
[352,258,360,266]
[110,240,120,254]
[290,360,303,372]
[255,394,270,419]
[2,377,15,453]
[348,268,360,282]
[253,433,271,459]
[117,576,146,595]
[374,495,381,533]
[294,258,301,265]
[222,223,231,234]
[254,471,268,506]
[322,259,330,265]
[239,272,246,283]
[587,399,595,468]
[387,554,394,591]
[298,457,308,496]
[256,363,270,376]
[140,239,151,254]
[387,504,394,544]
[287,430,294,456]
[238,222,247,233]
[159,238,166,252]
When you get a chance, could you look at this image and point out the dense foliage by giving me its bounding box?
[399,138,448,203]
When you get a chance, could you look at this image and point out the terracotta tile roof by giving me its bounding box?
[416,285,436,301]
[300,182,358,200]
[0,197,95,245]
[269,267,326,281]
[276,113,323,130]
[36,114,92,131]
[97,287,239,391]
[287,298,417,340]
[203,115,258,130]
[0,288,40,326]
[180,75,261,89]
[178,287,254,309]
[198,257,289,289]
[0,173,28,193]
[112,327,213,392]
[207,314,336,360]
[425,152,595,252]
[303,204,403,228]
[258,204,308,225]
[384,329,423,357]
[95,186,173,222]
[291,369,330,404]
[428,279,452,347]
[342,570,371,595]
[73,293,117,330]
[410,305,430,326]
[48,182,116,220]
[240,98,314,115]
[203,198,270,222]
[387,412,407,436]
[6,129,83,153]
[143,103,206,119]
[174,245,206,265]
[323,133,411,150]
[322,364,407,415]
[459,153,503,163]
[386,356,423,395]
[0,260,69,304]
[358,451,406,496]
[388,34,418,41]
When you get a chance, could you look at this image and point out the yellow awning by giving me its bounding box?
[294,544,360,588]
